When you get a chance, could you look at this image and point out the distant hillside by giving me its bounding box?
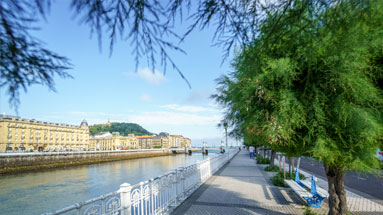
[89,122,152,136]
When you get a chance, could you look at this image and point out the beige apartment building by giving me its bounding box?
[172,135,191,148]
[184,138,191,148]
[152,132,191,148]
[152,133,170,148]
[136,135,156,149]
[0,115,89,152]
[169,135,183,148]
[119,134,139,150]
[89,132,139,150]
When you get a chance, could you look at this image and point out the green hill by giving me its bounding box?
[89,122,152,136]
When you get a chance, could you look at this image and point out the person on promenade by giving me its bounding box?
[249,146,254,159]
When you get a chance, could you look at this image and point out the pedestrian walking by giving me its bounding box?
[249,146,254,159]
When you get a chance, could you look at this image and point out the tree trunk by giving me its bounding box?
[297,157,301,169]
[270,150,276,166]
[278,154,281,169]
[291,157,295,173]
[283,156,286,179]
[287,157,292,176]
[325,164,348,215]
[254,147,257,156]
[264,147,266,158]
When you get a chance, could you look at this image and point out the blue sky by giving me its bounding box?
[0,1,240,147]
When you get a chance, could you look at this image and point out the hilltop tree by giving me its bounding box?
[89,122,152,136]
[214,1,383,214]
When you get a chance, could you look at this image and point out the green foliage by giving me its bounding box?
[270,170,305,187]
[89,122,152,136]
[214,0,383,173]
[29,149,34,152]
[291,171,305,180]
[256,156,270,164]
[304,207,320,215]
[264,165,280,172]
[270,172,287,187]
[153,146,162,149]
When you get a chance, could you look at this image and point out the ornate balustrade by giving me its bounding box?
[44,149,238,215]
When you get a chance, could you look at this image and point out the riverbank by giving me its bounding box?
[0,152,211,215]
[0,148,200,174]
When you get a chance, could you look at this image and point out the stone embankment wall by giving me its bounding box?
[0,149,199,174]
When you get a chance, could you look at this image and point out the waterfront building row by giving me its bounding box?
[0,115,191,152]
[0,115,89,152]
[89,132,191,150]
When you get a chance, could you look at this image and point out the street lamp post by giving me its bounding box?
[224,122,228,148]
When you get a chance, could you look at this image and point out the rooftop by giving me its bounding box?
[0,114,86,128]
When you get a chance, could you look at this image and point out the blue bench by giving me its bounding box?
[285,169,326,208]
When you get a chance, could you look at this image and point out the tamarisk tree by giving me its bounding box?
[214,1,383,214]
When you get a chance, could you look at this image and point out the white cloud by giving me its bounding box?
[136,67,167,85]
[161,104,218,113]
[46,107,224,139]
[140,93,152,102]
[128,111,222,126]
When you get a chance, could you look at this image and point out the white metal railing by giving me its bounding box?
[44,149,238,215]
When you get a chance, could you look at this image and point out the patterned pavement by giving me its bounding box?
[172,150,383,215]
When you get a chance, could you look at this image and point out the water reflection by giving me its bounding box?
[0,152,211,215]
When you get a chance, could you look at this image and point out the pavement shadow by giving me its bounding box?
[172,153,305,215]
[172,182,289,215]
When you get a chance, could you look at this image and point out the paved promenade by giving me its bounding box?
[172,150,383,215]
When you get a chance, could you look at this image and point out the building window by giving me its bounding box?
[8,128,11,131]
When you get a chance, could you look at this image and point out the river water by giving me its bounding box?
[0,152,214,215]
